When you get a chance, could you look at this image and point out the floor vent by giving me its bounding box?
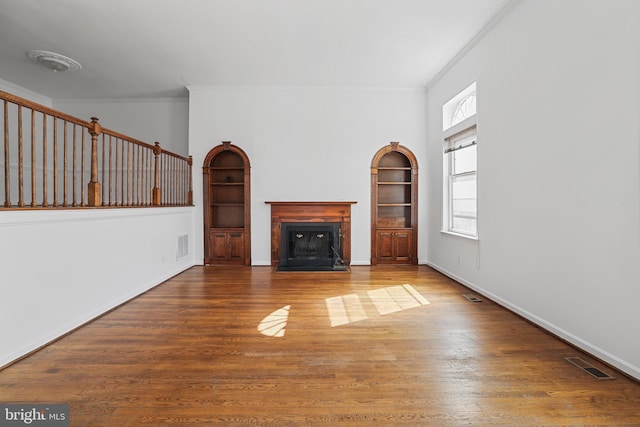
[565,357,615,380]
[462,294,482,302]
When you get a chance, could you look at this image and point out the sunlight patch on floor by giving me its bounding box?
[325,293,368,327]
[325,284,430,327]
[368,284,430,315]
[257,305,290,337]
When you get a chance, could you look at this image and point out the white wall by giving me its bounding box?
[188,86,428,265]
[0,207,196,367]
[426,0,640,379]
[54,98,189,156]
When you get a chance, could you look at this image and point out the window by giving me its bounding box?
[443,83,477,237]
[445,127,477,236]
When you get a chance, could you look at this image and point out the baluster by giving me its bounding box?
[63,120,68,207]
[120,139,125,206]
[166,155,171,205]
[17,105,24,207]
[168,155,172,205]
[101,133,106,206]
[127,140,131,206]
[31,109,36,207]
[116,138,124,206]
[108,135,113,206]
[87,117,101,207]
[168,155,171,205]
[175,158,180,205]
[146,147,151,205]
[180,159,184,205]
[188,155,193,205]
[123,140,127,206]
[162,152,166,205]
[164,154,168,205]
[114,138,119,206]
[80,127,86,206]
[3,100,10,207]
[72,124,77,207]
[167,155,171,205]
[176,157,180,205]
[142,147,146,205]
[174,157,178,205]
[137,145,142,206]
[141,146,145,205]
[136,144,140,205]
[182,159,186,205]
[42,113,48,207]
[130,141,134,206]
[52,118,58,207]
[159,152,163,205]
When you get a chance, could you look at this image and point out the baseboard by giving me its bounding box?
[425,261,640,381]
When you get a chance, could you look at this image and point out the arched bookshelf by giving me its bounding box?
[203,141,251,265]
[371,142,418,264]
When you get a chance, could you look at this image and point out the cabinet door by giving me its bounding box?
[376,230,395,262]
[228,232,245,263]
[375,229,413,264]
[210,231,229,262]
[208,231,246,264]
[393,230,412,263]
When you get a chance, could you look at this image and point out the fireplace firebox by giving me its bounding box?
[278,223,345,271]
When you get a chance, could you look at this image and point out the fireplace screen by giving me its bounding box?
[279,223,344,271]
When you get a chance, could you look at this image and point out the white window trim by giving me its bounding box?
[443,115,477,140]
[440,229,479,240]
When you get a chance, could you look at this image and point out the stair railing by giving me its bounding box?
[1,90,192,209]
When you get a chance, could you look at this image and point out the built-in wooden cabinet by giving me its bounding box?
[203,142,250,265]
[371,142,418,265]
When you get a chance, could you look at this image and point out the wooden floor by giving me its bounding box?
[2,266,640,426]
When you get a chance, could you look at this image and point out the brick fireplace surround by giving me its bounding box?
[265,201,357,269]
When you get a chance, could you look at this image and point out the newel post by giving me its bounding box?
[187,155,193,205]
[152,142,162,205]
[87,117,102,207]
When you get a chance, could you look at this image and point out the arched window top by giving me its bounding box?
[443,81,476,131]
[452,92,476,126]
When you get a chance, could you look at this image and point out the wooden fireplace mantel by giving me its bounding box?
[265,201,357,268]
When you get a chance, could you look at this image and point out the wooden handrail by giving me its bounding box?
[0,90,192,209]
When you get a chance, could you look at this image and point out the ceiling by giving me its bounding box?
[0,0,513,100]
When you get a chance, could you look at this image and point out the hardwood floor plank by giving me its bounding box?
[1,265,640,426]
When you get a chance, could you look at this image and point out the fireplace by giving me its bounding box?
[266,201,356,271]
[279,222,344,271]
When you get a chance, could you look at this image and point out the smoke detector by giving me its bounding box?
[26,50,81,72]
